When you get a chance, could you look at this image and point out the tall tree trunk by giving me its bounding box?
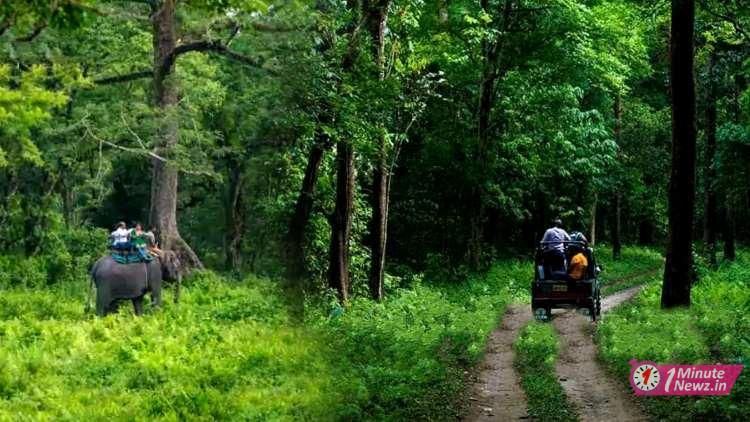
[662,0,696,308]
[638,219,654,244]
[723,75,743,262]
[149,0,203,270]
[467,0,511,269]
[287,133,328,278]
[469,38,497,270]
[326,4,368,303]
[224,159,245,271]
[703,52,717,267]
[367,0,392,301]
[329,141,355,302]
[723,203,735,261]
[612,95,622,260]
[589,192,597,246]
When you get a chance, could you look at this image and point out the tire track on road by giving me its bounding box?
[463,304,532,421]
[552,280,652,421]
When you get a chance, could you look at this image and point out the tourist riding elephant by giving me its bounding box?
[90,251,181,316]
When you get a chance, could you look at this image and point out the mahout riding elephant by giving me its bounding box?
[90,251,181,316]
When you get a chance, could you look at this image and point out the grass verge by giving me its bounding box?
[596,250,750,421]
[513,322,578,422]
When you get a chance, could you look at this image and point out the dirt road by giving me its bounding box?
[464,270,656,421]
[552,283,649,421]
[463,304,532,421]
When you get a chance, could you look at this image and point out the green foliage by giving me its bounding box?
[0,64,69,168]
[0,226,106,288]
[514,322,578,422]
[0,256,531,420]
[311,260,529,419]
[597,251,750,421]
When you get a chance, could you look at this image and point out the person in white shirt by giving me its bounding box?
[110,222,131,251]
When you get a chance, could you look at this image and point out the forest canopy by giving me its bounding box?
[0,0,748,300]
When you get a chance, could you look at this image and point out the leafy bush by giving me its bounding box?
[0,227,107,288]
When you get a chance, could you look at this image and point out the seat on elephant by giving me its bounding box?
[111,250,153,264]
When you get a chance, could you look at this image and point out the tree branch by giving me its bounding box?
[156,39,267,76]
[84,122,214,177]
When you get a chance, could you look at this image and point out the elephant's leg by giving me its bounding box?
[150,287,162,309]
[132,296,144,316]
[107,300,121,315]
[96,288,109,317]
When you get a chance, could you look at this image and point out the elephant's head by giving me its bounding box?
[159,250,182,281]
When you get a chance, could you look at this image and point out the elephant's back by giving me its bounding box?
[94,256,149,299]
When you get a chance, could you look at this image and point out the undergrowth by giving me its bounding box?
[595,245,663,285]
[0,258,531,420]
[596,250,750,421]
[514,322,578,421]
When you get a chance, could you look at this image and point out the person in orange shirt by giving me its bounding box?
[568,232,589,281]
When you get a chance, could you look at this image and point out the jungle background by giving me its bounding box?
[1,0,749,420]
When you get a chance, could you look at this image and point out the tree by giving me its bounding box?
[90,0,271,270]
[662,0,696,308]
[702,51,718,267]
[365,0,392,300]
[612,94,623,260]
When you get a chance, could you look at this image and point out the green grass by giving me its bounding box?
[595,245,663,283]
[312,260,531,420]
[0,259,531,420]
[0,272,350,421]
[596,250,750,421]
[513,322,578,422]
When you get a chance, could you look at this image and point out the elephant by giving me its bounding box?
[90,251,181,316]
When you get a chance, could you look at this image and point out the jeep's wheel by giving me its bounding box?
[533,307,550,322]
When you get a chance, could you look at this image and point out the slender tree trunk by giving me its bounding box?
[469,43,497,270]
[367,0,392,301]
[723,203,735,261]
[287,133,328,277]
[224,159,245,271]
[703,52,717,267]
[612,95,622,260]
[662,0,696,308]
[723,75,743,262]
[612,193,622,259]
[329,141,355,302]
[326,4,369,303]
[638,219,654,244]
[467,0,512,269]
[149,0,203,270]
[589,192,597,246]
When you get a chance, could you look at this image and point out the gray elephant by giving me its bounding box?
[90,251,181,316]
